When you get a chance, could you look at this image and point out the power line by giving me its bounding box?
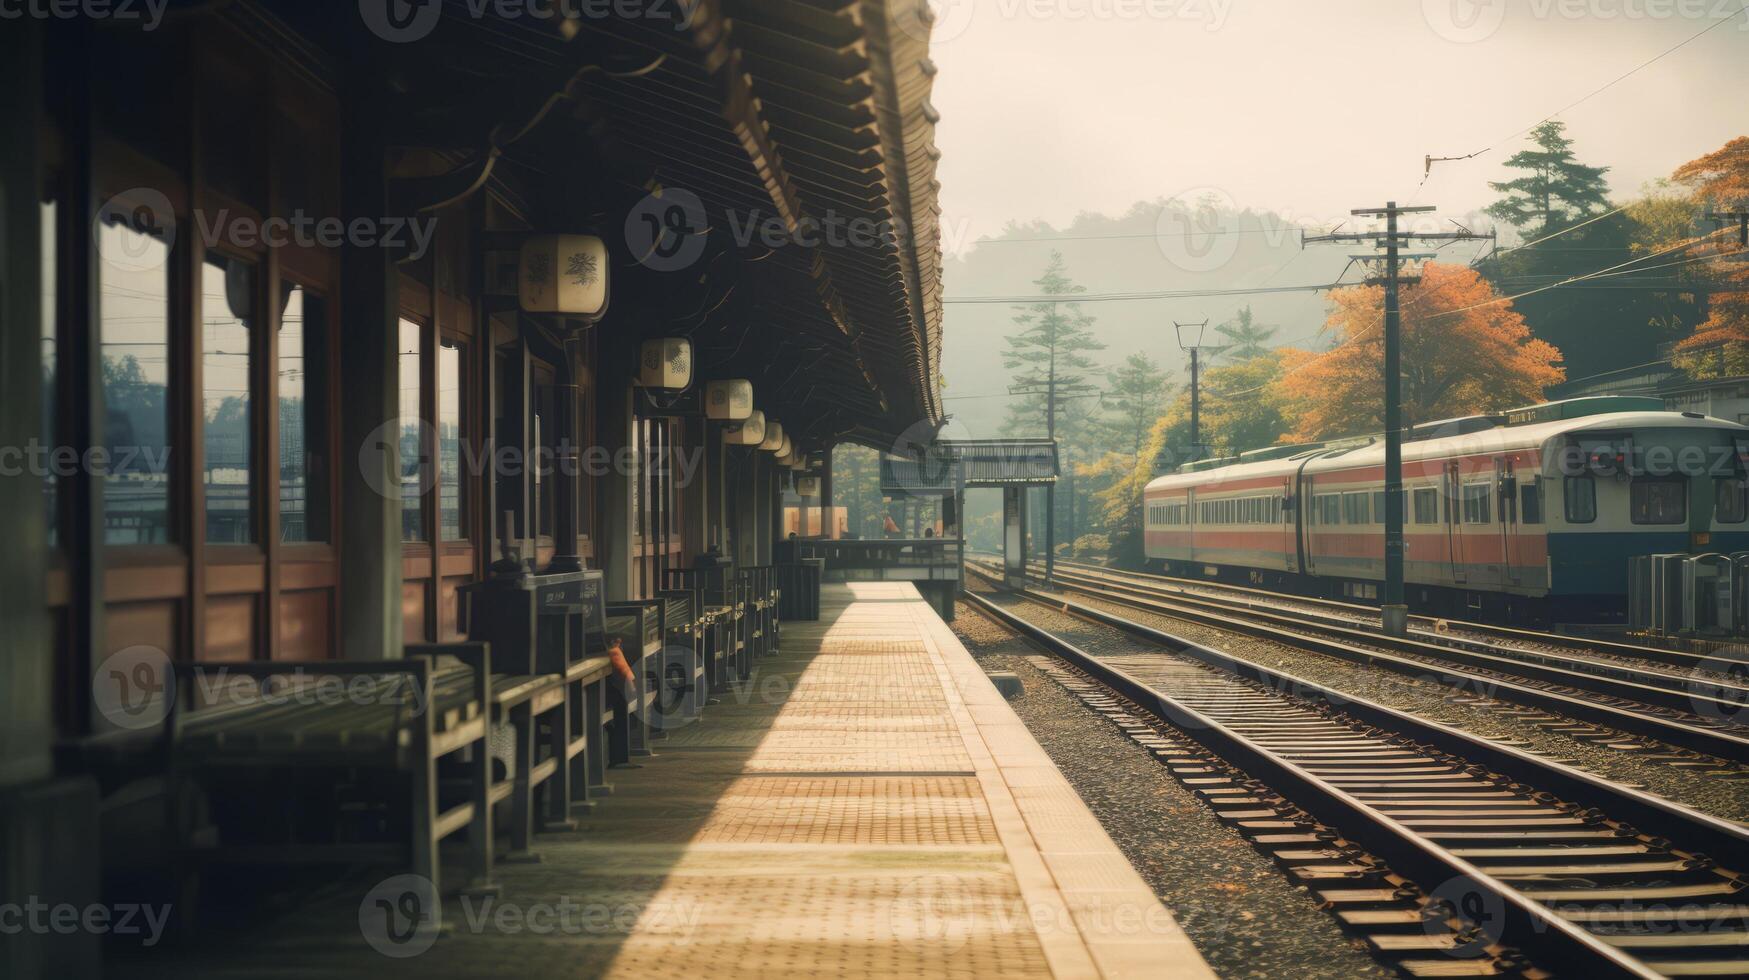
[1419,5,1746,184]
[942,281,1351,305]
[962,226,1312,246]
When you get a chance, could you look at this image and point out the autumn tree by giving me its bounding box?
[1087,351,1293,567]
[1667,137,1749,379]
[1278,262,1564,442]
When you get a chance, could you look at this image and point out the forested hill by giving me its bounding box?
[941,200,1349,440]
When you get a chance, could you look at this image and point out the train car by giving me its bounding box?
[1143,397,1749,622]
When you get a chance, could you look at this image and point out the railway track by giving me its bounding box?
[977,559,1749,762]
[1043,557,1749,673]
[961,575,1749,978]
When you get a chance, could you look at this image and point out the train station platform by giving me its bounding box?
[130,583,1211,979]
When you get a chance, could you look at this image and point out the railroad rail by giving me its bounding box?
[1044,557,1749,671]
[961,573,1749,979]
[977,558,1749,762]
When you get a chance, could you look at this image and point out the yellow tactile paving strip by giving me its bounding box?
[598,582,1215,980]
[692,776,999,845]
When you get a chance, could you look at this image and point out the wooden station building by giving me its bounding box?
[0,1,943,971]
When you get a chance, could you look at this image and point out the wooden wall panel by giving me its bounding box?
[438,576,464,640]
[401,581,427,645]
[277,588,332,661]
[201,595,256,663]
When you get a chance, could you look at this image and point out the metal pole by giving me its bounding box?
[1045,350,1056,581]
[1381,203,1407,637]
[1301,203,1484,637]
[1189,347,1201,462]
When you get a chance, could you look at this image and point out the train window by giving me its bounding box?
[1317,494,1340,525]
[1564,475,1596,524]
[1461,483,1491,524]
[1343,492,1369,525]
[1717,479,1747,524]
[1412,487,1439,524]
[1520,480,1543,524]
[1629,477,1685,525]
[1373,491,1386,524]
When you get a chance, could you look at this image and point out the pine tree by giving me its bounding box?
[1213,305,1277,361]
[1101,352,1172,456]
[1000,251,1106,439]
[1486,121,1612,238]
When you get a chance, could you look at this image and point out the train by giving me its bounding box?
[1142,396,1749,623]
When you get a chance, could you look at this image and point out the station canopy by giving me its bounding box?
[330,0,945,448]
[881,439,1060,495]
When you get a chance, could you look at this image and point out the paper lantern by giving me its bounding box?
[519,235,609,317]
[637,338,692,389]
[704,379,754,420]
[759,421,784,452]
[723,410,766,446]
[796,476,820,497]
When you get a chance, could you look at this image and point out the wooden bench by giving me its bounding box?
[491,653,614,854]
[656,589,705,721]
[668,565,743,692]
[169,646,496,918]
[603,603,662,760]
[739,565,781,660]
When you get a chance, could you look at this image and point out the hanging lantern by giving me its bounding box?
[704,379,754,420]
[778,434,793,459]
[637,338,692,389]
[759,420,784,452]
[519,235,609,317]
[723,410,766,446]
[796,476,820,497]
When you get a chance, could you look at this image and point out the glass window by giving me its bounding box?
[1343,491,1369,526]
[1521,480,1543,524]
[399,319,425,541]
[1462,483,1491,525]
[1373,490,1387,525]
[1629,477,1686,525]
[99,215,173,544]
[439,339,466,540]
[41,200,58,546]
[280,285,330,542]
[1717,478,1748,525]
[202,254,255,544]
[1564,475,1596,524]
[1412,487,1439,524]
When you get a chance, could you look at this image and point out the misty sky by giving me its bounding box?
[929,0,1749,255]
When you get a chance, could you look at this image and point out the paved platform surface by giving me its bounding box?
[121,582,1212,979]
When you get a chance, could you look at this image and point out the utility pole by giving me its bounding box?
[1174,320,1214,464]
[1304,203,1492,637]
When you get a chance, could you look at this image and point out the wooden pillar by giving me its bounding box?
[336,62,403,660]
[732,449,757,568]
[819,451,833,539]
[681,416,707,561]
[595,333,635,598]
[2,26,101,980]
[1,18,51,786]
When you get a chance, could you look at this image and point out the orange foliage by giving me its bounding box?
[1278,262,1564,442]
[1670,138,1749,368]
